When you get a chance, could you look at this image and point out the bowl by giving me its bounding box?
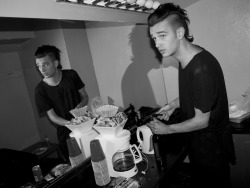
[93,118,127,137]
[65,118,96,133]
[96,105,119,117]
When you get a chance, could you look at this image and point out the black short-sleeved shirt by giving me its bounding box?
[35,69,85,121]
[179,49,229,128]
[179,49,235,166]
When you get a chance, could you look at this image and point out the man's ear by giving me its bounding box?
[54,60,59,68]
[176,27,185,39]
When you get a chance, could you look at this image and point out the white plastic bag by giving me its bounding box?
[229,87,250,118]
[91,96,105,117]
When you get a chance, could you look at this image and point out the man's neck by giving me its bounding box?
[175,42,202,69]
[43,69,62,86]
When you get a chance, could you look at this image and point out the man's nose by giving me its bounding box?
[155,39,160,48]
[41,66,46,72]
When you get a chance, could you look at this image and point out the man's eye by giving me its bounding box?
[159,35,166,39]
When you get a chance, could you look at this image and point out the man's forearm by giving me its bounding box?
[47,109,69,126]
[77,87,89,108]
[76,96,89,108]
[50,116,69,126]
[170,98,180,109]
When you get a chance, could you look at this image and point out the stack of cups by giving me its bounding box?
[90,139,110,186]
[67,137,85,167]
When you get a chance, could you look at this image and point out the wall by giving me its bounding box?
[0,19,100,150]
[163,0,250,103]
[60,21,100,109]
[85,22,168,111]
[19,20,100,144]
[0,52,39,150]
[18,21,69,145]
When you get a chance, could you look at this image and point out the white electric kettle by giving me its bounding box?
[136,125,154,154]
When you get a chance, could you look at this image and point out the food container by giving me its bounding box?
[65,118,96,133]
[93,119,127,137]
[50,164,72,177]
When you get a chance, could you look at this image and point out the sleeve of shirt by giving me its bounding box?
[70,70,85,90]
[192,66,215,113]
[35,86,53,114]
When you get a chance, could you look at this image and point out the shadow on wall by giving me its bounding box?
[162,56,179,70]
[121,24,162,111]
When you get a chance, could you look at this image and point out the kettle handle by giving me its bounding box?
[136,128,143,146]
[149,135,154,152]
[130,144,142,164]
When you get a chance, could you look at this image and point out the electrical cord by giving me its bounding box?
[138,145,149,174]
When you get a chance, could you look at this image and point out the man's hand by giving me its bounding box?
[156,104,174,121]
[147,118,173,135]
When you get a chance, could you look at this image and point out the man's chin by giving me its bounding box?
[43,75,51,78]
[162,54,171,58]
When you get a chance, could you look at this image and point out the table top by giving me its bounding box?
[32,145,187,188]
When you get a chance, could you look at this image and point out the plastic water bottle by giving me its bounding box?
[44,137,50,147]
[32,165,43,182]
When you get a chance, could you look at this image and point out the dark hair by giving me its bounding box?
[35,45,62,69]
[148,3,194,42]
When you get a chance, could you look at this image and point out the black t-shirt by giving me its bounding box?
[179,49,235,166]
[35,69,85,121]
[179,49,229,129]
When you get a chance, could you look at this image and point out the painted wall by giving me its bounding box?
[0,20,100,150]
[18,21,69,145]
[190,0,250,102]
[18,20,100,146]
[163,0,250,104]
[60,21,100,109]
[85,22,168,111]
[0,52,39,150]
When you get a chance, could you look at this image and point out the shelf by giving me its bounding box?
[0,0,150,24]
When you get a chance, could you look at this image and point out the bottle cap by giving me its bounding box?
[67,137,82,157]
[90,139,105,162]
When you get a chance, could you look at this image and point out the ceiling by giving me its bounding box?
[0,0,200,47]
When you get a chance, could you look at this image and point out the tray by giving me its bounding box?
[32,147,48,155]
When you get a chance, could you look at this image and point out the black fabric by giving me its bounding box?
[35,69,85,160]
[178,49,236,186]
[179,49,229,130]
[35,69,84,121]
[191,162,231,188]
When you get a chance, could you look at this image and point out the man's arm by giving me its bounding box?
[47,109,69,126]
[168,107,210,133]
[157,98,180,121]
[76,87,89,108]
[149,107,210,134]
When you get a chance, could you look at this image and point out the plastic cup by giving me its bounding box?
[67,137,82,157]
